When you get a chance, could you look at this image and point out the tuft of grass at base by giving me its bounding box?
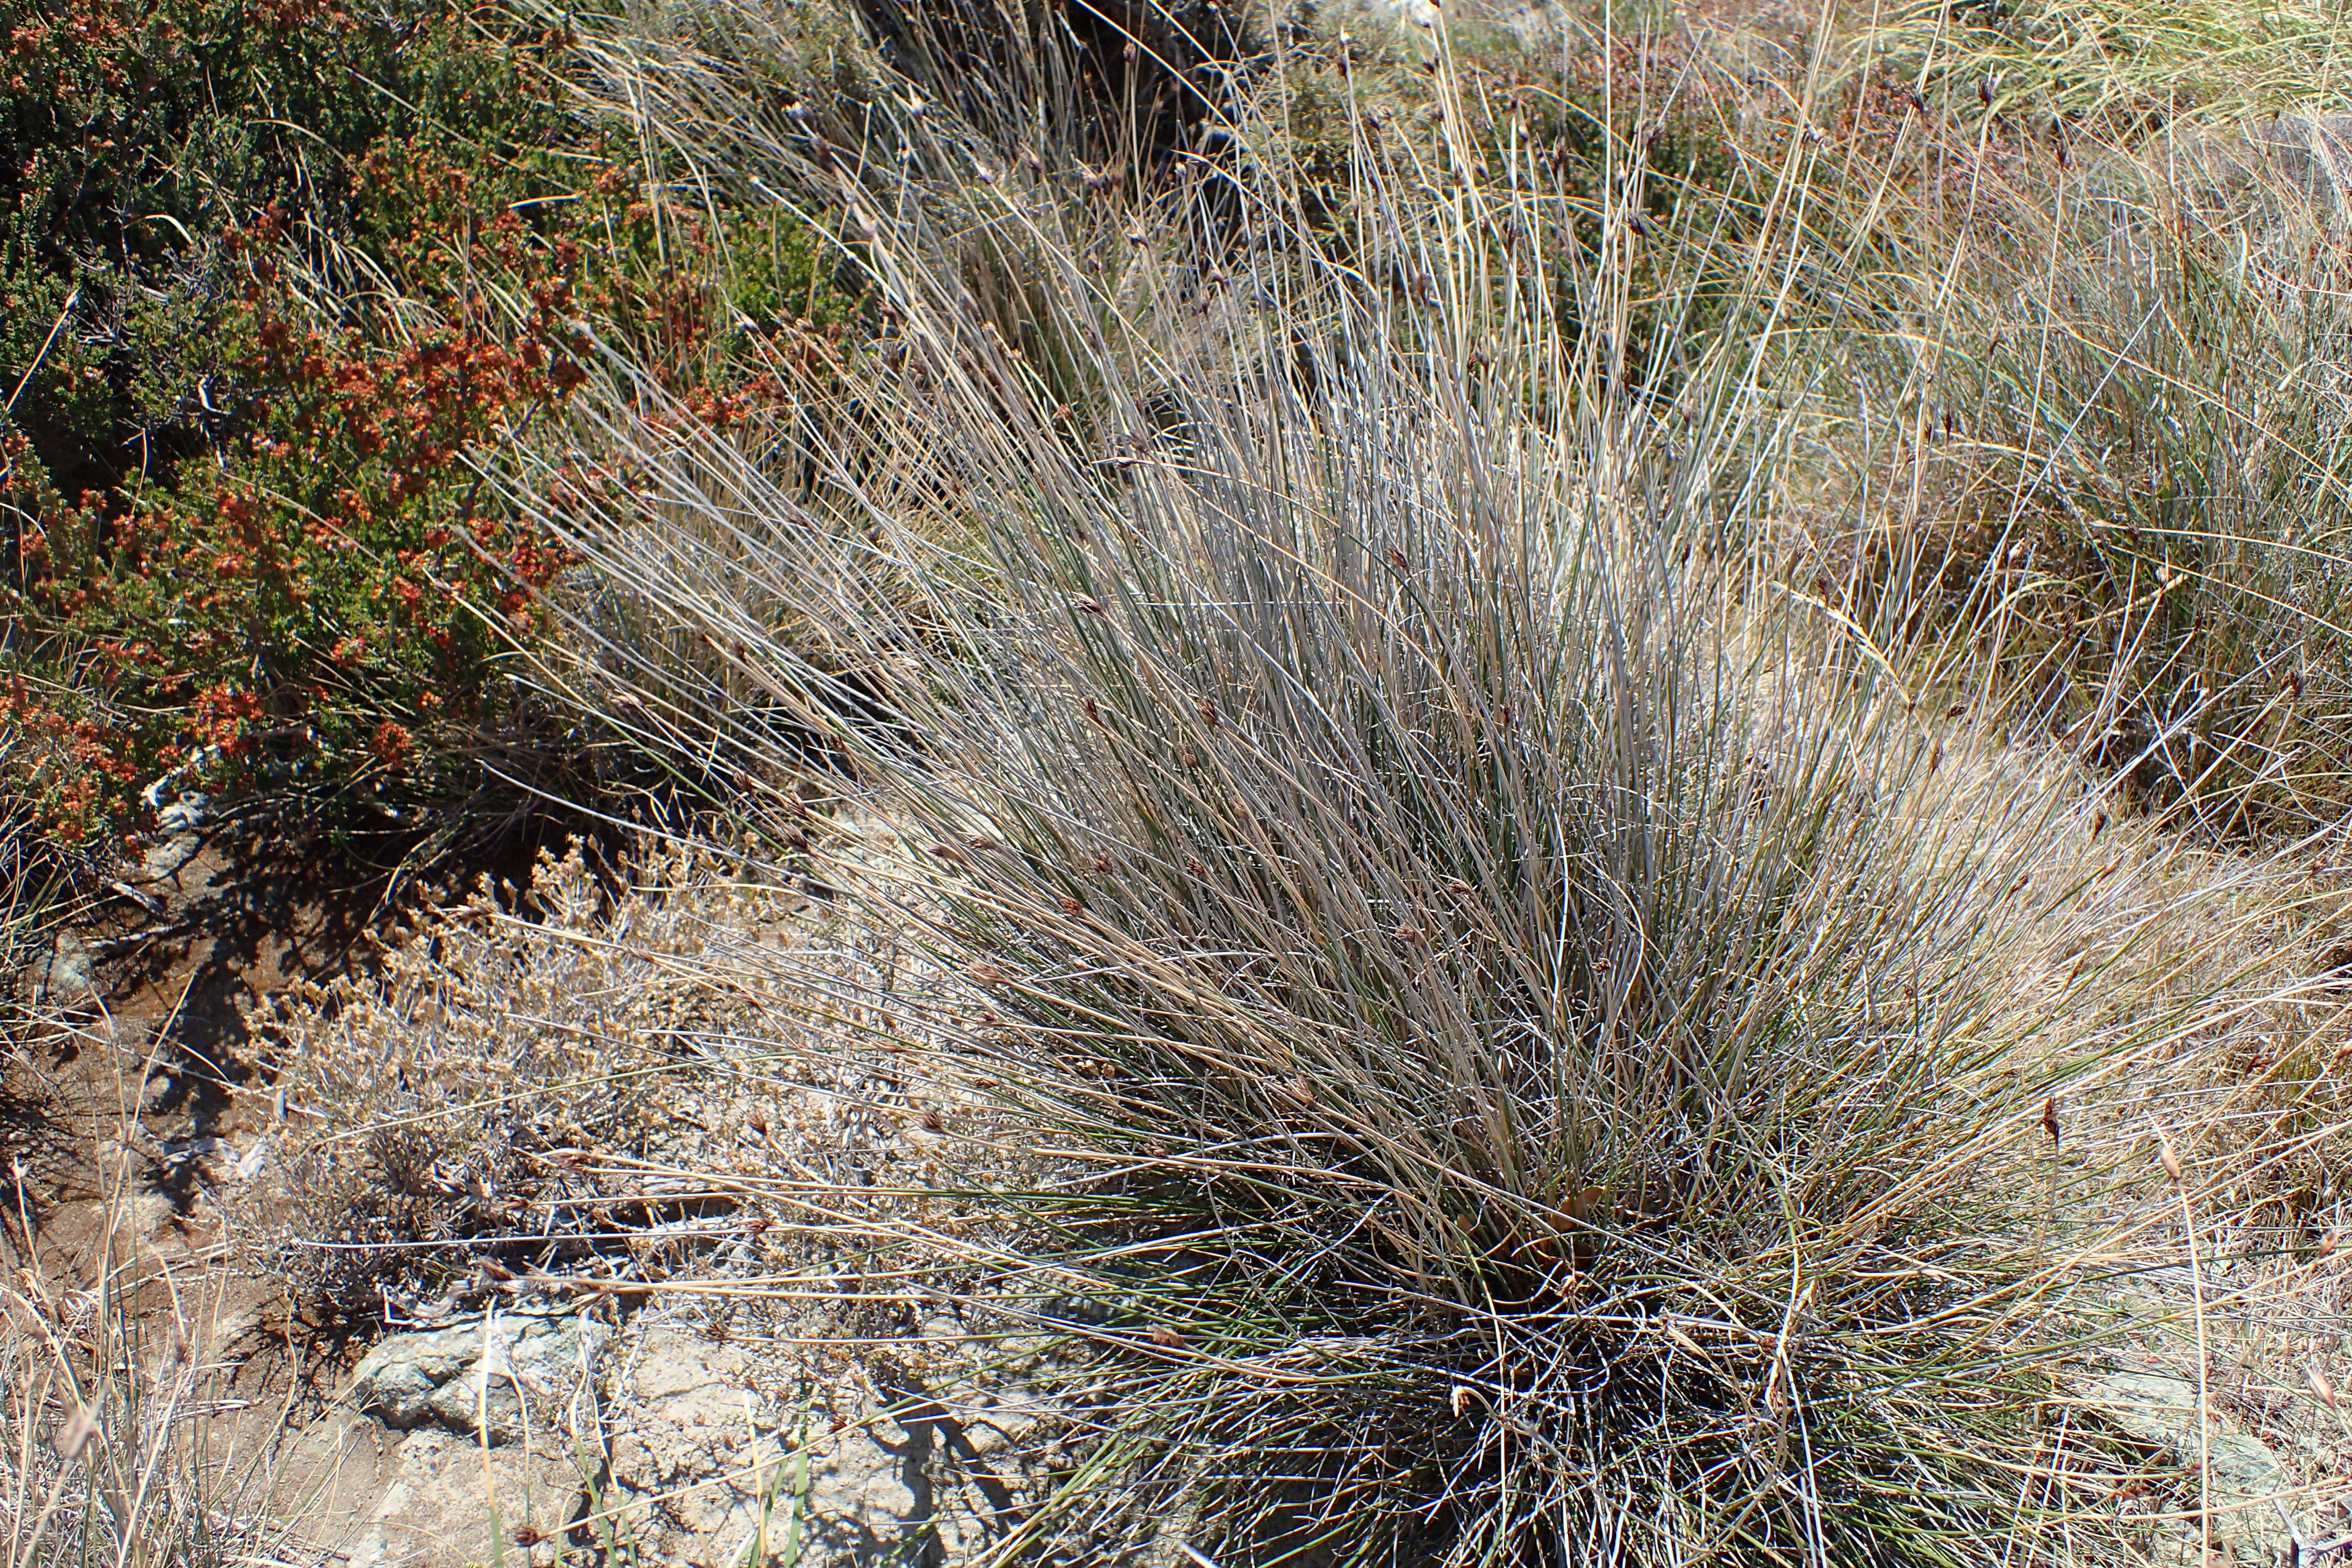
[0,1136,292,1567]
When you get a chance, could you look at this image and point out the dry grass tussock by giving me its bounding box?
[460,14,2352,1558]
[0,1154,296,1568]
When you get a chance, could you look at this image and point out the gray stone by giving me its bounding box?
[32,931,93,1007]
[591,1319,1060,1565]
[349,1309,605,1447]
[2079,1369,2285,1494]
[426,1368,530,1448]
[2077,1368,2287,1561]
[273,1412,586,1568]
[131,829,205,884]
[154,791,209,834]
[330,1307,1071,1561]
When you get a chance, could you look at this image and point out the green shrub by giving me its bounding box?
[0,0,860,844]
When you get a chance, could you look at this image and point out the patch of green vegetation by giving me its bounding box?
[0,0,861,846]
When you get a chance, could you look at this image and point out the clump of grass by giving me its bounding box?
[1858,0,2352,129]
[880,350,2279,1563]
[1746,63,2352,839]
[883,424,2162,1559]
[454,0,2352,1556]
[0,1152,288,1567]
[496,25,2317,1563]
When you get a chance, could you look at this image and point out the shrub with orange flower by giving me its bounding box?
[0,0,857,842]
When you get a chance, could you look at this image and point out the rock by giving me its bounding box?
[131,829,205,884]
[154,791,209,835]
[333,1306,1070,1561]
[2077,1368,2287,1562]
[594,1326,776,1559]
[593,1318,1060,1564]
[350,1309,605,1448]
[275,1411,585,1568]
[31,930,93,1007]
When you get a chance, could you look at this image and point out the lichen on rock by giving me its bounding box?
[348,1308,606,1448]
